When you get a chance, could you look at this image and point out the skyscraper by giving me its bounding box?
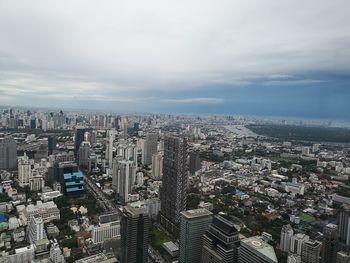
[201,215,239,263]
[112,159,136,203]
[151,152,163,180]
[160,135,188,230]
[0,137,17,170]
[290,233,310,255]
[105,129,115,166]
[338,205,350,247]
[120,205,149,263]
[280,224,294,252]
[301,239,322,263]
[189,151,201,175]
[78,141,90,169]
[18,153,32,187]
[337,251,350,263]
[74,127,86,156]
[237,236,278,263]
[142,133,157,166]
[323,223,339,263]
[179,209,212,263]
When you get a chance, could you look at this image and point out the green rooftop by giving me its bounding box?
[241,236,278,263]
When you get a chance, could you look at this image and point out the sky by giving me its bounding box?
[0,0,350,120]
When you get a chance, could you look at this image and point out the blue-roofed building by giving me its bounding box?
[63,171,84,195]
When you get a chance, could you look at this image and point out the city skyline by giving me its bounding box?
[0,1,350,120]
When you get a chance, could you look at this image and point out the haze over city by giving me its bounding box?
[1,0,350,119]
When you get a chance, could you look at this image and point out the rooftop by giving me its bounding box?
[241,236,277,263]
[181,208,212,219]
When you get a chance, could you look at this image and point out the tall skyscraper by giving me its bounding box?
[0,137,17,170]
[142,133,158,166]
[280,224,294,252]
[237,236,278,263]
[301,239,322,263]
[338,205,350,246]
[160,136,188,230]
[323,223,339,263]
[74,127,86,156]
[201,215,239,263]
[151,152,163,179]
[18,153,32,187]
[112,159,136,203]
[189,151,201,175]
[179,208,212,263]
[78,141,90,169]
[120,205,149,263]
[105,129,115,166]
[48,135,57,156]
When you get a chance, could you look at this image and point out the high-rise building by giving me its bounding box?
[338,205,350,246]
[78,141,90,169]
[237,236,278,263]
[189,151,201,175]
[337,251,350,263]
[18,153,32,187]
[27,214,45,242]
[323,223,339,263]
[105,129,115,166]
[201,215,239,263]
[179,208,212,263]
[120,205,149,263]
[290,233,309,255]
[74,127,86,156]
[0,137,17,170]
[142,133,158,166]
[160,136,188,229]
[301,239,322,263]
[112,159,136,203]
[151,152,163,179]
[48,135,57,155]
[280,224,294,252]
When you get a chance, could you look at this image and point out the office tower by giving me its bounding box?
[27,214,45,242]
[338,205,350,246]
[0,137,17,170]
[120,205,149,263]
[18,153,32,187]
[74,127,86,156]
[105,129,115,166]
[92,215,121,244]
[160,136,188,229]
[151,152,163,179]
[78,141,90,169]
[323,223,339,263]
[201,215,239,263]
[301,239,322,263]
[142,133,158,166]
[280,224,294,252]
[117,143,138,163]
[48,135,57,155]
[290,233,310,255]
[63,171,84,195]
[34,138,48,160]
[237,236,278,263]
[112,159,136,203]
[337,251,350,263]
[179,209,212,263]
[189,151,201,175]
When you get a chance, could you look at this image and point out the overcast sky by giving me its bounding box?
[0,0,350,119]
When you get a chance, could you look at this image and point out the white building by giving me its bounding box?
[29,173,45,191]
[280,224,293,252]
[0,245,35,263]
[50,242,65,263]
[290,233,309,255]
[105,129,115,167]
[91,221,120,244]
[27,214,45,242]
[287,254,301,263]
[112,159,136,203]
[18,153,32,187]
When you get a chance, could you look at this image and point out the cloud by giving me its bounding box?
[262,79,326,86]
[163,97,224,104]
